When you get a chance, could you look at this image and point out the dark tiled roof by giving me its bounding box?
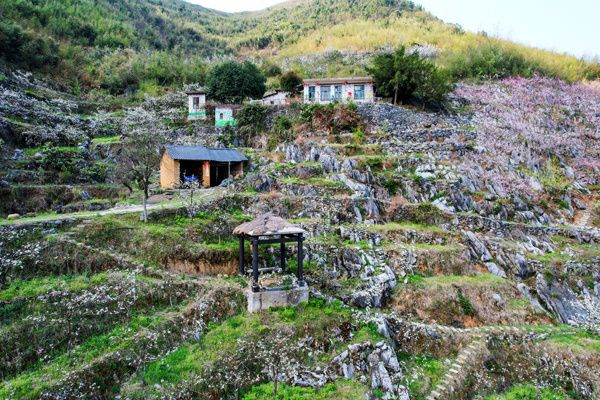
[303,76,373,85]
[164,145,247,162]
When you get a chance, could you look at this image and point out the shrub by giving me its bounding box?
[237,104,269,146]
[279,71,303,93]
[0,20,59,70]
[367,46,453,107]
[39,144,79,174]
[261,61,282,77]
[305,102,363,135]
[351,126,365,146]
[456,287,475,316]
[447,43,543,80]
[268,115,295,150]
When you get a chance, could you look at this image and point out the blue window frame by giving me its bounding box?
[354,85,365,100]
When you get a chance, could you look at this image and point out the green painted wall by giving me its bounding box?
[215,108,236,127]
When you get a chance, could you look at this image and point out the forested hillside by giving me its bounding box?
[1,0,598,97]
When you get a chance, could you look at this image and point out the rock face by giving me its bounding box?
[294,340,409,400]
[244,173,272,192]
[536,274,600,327]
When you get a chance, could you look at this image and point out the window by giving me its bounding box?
[219,113,224,120]
[192,96,200,109]
[334,85,342,100]
[354,85,365,100]
[320,86,331,101]
[308,86,316,101]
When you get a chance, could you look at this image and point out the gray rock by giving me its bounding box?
[485,262,507,278]
[245,173,272,192]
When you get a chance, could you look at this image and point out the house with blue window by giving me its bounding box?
[302,77,375,104]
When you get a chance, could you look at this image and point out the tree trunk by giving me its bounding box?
[142,187,148,223]
[394,87,398,105]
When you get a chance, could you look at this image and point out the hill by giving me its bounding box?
[1,0,598,96]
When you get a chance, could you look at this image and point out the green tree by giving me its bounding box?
[279,71,303,93]
[367,46,453,107]
[206,61,266,103]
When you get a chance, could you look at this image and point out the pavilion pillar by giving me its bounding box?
[280,239,286,272]
[202,160,210,188]
[239,236,245,275]
[251,239,259,291]
[297,234,304,285]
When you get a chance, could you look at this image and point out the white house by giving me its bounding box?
[186,88,206,120]
[259,90,291,106]
[303,77,375,104]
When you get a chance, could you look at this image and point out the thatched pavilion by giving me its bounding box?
[233,213,306,292]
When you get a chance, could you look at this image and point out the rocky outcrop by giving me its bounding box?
[294,340,410,400]
[536,274,600,328]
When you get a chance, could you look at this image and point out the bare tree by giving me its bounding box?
[117,108,167,222]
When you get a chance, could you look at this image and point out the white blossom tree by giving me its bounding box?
[117,108,168,222]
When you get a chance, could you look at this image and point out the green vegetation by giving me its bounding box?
[485,385,570,400]
[131,298,354,396]
[243,380,368,400]
[456,287,475,316]
[411,274,507,288]
[0,309,174,399]
[91,135,121,145]
[0,273,108,301]
[206,61,266,103]
[281,176,347,189]
[398,353,446,400]
[76,210,250,266]
[279,70,303,93]
[547,330,600,354]
[0,19,58,71]
[268,115,295,150]
[368,46,453,107]
[236,103,269,146]
[366,221,446,234]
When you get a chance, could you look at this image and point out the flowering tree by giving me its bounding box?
[456,76,600,198]
[197,326,302,399]
[117,108,168,222]
[179,175,201,219]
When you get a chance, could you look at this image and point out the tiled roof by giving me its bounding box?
[164,145,247,162]
[303,76,373,85]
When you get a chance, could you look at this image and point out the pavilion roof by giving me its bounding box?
[233,213,306,236]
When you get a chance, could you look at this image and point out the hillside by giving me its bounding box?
[1,0,598,96]
[1,61,599,398]
[0,1,599,399]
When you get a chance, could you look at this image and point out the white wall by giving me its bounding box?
[187,94,206,112]
[262,92,288,106]
[303,83,374,104]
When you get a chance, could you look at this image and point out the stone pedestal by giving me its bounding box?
[246,285,309,312]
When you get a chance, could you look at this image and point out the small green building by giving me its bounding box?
[215,105,241,127]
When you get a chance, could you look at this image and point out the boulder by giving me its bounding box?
[7,213,20,220]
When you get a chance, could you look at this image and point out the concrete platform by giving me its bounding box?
[246,285,309,312]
